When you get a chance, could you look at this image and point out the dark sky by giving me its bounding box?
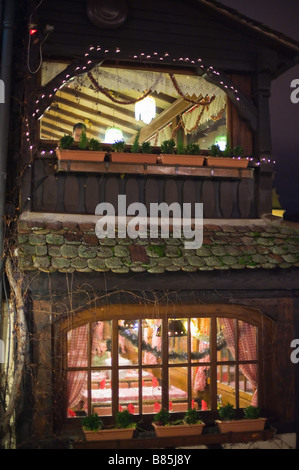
[219,0,299,217]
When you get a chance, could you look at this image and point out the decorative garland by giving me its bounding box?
[88,71,153,104]
[118,326,226,361]
[179,106,206,134]
[210,105,226,122]
[169,73,216,106]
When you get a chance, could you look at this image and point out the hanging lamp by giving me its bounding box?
[104,126,124,143]
[156,320,187,337]
[135,96,156,124]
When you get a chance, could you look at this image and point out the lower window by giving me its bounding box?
[65,311,259,418]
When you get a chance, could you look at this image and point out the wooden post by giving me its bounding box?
[252,72,272,160]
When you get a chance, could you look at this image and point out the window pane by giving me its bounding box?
[119,368,139,414]
[118,320,139,365]
[168,319,188,364]
[169,367,188,412]
[90,370,112,416]
[67,324,88,368]
[217,365,236,408]
[217,318,236,361]
[191,318,210,363]
[142,368,162,414]
[239,364,258,407]
[142,319,162,365]
[238,321,257,361]
[67,371,87,418]
[91,321,112,367]
[192,366,211,410]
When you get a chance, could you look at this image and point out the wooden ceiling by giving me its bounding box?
[39,65,218,144]
[40,71,193,144]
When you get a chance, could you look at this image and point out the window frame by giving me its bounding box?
[54,303,265,426]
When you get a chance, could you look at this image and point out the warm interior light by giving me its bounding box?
[135,96,156,124]
[216,136,227,151]
[104,126,124,143]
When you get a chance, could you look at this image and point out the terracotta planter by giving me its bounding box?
[215,418,267,433]
[152,422,205,437]
[110,152,157,164]
[83,427,135,441]
[160,154,204,166]
[56,148,107,162]
[205,156,248,168]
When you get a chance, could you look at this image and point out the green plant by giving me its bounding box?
[160,139,176,154]
[59,134,74,149]
[184,408,202,425]
[88,138,102,151]
[153,408,170,426]
[185,142,201,155]
[112,139,126,152]
[81,413,104,431]
[141,141,153,154]
[115,409,136,429]
[131,131,140,153]
[243,405,261,420]
[218,403,236,421]
[233,145,244,157]
[209,143,221,156]
[78,129,89,150]
[176,133,185,155]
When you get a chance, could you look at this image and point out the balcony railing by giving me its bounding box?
[29,147,273,219]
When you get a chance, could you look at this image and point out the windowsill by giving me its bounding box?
[68,426,275,449]
[55,159,254,178]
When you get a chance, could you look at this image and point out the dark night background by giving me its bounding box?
[220,0,299,220]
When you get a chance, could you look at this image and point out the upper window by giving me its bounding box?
[40,62,227,151]
[65,310,259,419]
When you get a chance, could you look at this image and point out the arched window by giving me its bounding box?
[58,304,262,420]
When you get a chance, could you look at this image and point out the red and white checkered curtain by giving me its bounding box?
[67,324,88,409]
[219,318,258,406]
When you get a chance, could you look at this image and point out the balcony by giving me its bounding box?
[29,145,273,219]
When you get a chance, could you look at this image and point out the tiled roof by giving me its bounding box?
[16,213,299,274]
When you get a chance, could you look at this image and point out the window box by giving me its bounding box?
[159,154,204,166]
[215,418,267,433]
[83,427,135,441]
[56,148,107,162]
[110,152,158,164]
[205,156,248,168]
[152,422,205,437]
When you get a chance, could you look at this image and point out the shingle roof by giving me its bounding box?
[16,213,299,274]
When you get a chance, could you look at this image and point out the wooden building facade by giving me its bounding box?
[1,0,299,449]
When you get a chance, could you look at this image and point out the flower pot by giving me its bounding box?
[56,148,107,162]
[205,156,248,168]
[83,427,135,441]
[152,422,205,438]
[215,418,267,433]
[160,154,204,166]
[110,153,157,164]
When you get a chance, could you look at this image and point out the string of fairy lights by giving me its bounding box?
[24,43,276,165]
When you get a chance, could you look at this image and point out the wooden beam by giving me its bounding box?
[135,97,193,143]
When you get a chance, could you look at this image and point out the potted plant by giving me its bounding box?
[160,138,204,167]
[152,407,205,437]
[82,410,136,441]
[110,139,129,162]
[56,132,106,162]
[215,403,267,433]
[205,142,248,168]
